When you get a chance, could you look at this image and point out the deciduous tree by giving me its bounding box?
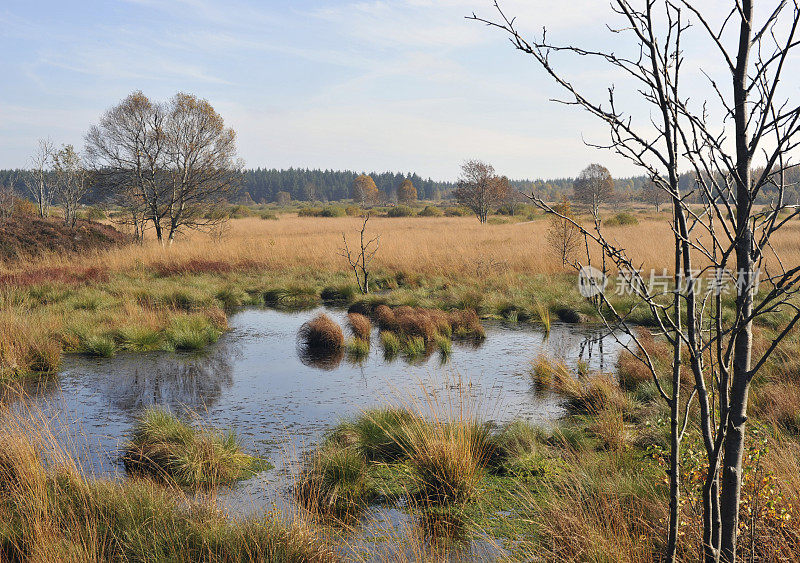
[546,198,581,266]
[573,163,614,216]
[454,159,508,223]
[52,144,90,228]
[472,2,800,562]
[396,178,417,204]
[26,139,55,218]
[352,174,379,205]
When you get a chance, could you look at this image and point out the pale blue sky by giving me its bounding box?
[1,1,796,179]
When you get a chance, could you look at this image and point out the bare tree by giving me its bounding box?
[26,139,55,218]
[471,2,800,562]
[642,178,667,212]
[573,163,614,215]
[546,198,582,266]
[86,91,170,242]
[454,159,508,223]
[341,214,380,294]
[86,91,241,245]
[52,144,90,228]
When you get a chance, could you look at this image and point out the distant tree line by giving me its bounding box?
[240,168,452,203]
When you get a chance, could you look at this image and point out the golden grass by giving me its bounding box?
[7,213,799,279]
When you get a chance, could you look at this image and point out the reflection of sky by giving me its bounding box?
[19,306,628,510]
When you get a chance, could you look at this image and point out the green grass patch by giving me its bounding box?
[123,407,268,489]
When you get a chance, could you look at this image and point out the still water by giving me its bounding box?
[20,306,626,558]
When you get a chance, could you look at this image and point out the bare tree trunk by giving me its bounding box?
[720,4,754,560]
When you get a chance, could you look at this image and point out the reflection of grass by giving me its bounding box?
[123,407,267,490]
[345,337,370,361]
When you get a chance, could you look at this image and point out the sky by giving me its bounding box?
[1,1,798,180]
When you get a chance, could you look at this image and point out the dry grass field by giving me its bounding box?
[9,212,799,282]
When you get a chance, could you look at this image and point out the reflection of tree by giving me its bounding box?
[94,343,238,412]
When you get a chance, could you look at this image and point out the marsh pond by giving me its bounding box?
[19,306,628,558]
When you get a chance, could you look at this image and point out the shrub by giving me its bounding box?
[228,205,255,218]
[444,207,469,217]
[605,211,639,226]
[387,205,414,217]
[295,445,372,520]
[81,206,107,220]
[298,314,344,353]
[258,210,278,220]
[418,205,444,217]
[347,313,371,340]
[123,408,259,489]
[345,205,362,216]
[320,206,346,218]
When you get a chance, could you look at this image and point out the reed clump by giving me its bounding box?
[122,408,259,490]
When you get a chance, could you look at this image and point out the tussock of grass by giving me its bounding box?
[531,354,570,392]
[320,285,357,303]
[115,325,164,352]
[263,286,319,310]
[351,408,418,462]
[295,446,372,521]
[402,335,427,359]
[82,334,117,358]
[167,315,224,351]
[380,330,401,359]
[347,312,371,340]
[123,408,262,490]
[298,314,344,353]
